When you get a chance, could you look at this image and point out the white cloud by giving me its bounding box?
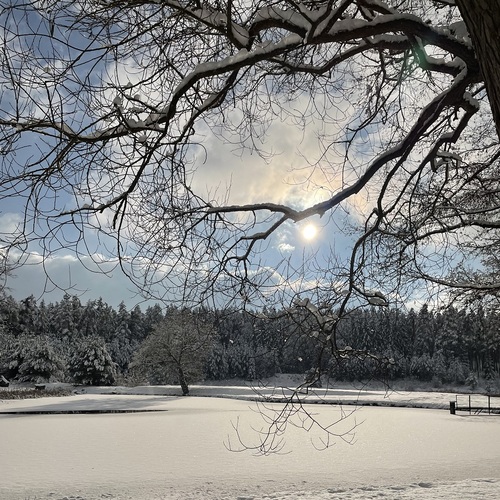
[192,96,348,210]
[277,242,295,253]
[0,213,24,245]
[5,251,150,308]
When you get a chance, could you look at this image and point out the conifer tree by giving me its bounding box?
[69,336,117,386]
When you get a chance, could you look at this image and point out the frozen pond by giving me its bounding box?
[1,396,500,499]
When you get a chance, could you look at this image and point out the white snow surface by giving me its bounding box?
[1,380,500,499]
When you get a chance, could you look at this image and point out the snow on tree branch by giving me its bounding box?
[0,0,498,310]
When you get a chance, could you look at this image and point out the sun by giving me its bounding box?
[302,223,318,241]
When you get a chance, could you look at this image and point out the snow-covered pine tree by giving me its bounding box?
[108,301,135,372]
[68,336,117,386]
[3,335,65,382]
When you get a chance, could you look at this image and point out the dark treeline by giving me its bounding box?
[0,293,499,388]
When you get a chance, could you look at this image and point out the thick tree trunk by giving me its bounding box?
[178,367,189,396]
[456,0,500,140]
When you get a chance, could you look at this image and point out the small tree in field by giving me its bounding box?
[130,309,215,395]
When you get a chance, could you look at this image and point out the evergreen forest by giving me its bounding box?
[0,293,499,391]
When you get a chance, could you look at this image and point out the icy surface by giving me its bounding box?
[1,384,500,500]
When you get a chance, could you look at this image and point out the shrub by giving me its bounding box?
[2,335,65,382]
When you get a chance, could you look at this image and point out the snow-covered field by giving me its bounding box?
[1,382,500,499]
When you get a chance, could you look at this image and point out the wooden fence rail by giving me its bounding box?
[450,394,500,415]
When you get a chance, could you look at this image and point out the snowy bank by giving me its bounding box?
[1,387,500,500]
[0,377,472,413]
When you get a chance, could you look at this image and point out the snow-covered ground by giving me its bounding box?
[1,382,500,499]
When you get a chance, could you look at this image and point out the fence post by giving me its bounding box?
[450,401,456,415]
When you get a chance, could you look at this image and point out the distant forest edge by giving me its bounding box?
[0,293,499,392]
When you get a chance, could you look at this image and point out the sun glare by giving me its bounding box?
[302,223,318,241]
